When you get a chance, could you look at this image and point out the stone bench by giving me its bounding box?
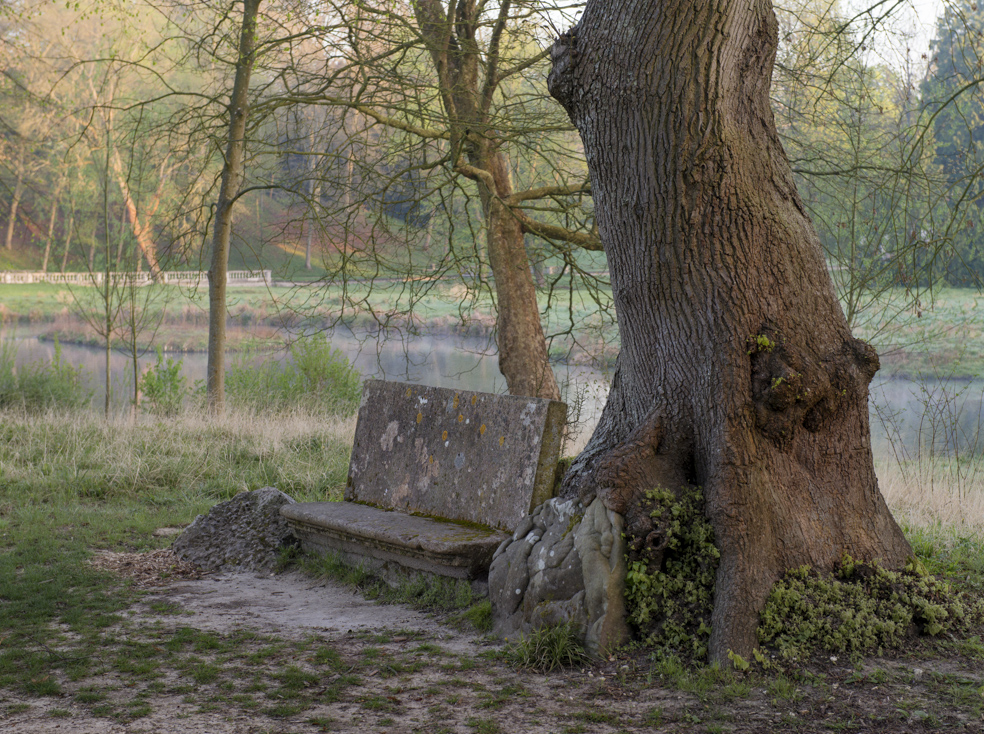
[281,380,567,583]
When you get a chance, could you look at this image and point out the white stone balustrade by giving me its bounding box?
[0,270,272,286]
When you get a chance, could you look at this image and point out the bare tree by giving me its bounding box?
[252,0,605,399]
[206,0,263,415]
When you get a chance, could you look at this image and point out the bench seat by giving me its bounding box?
[282,501,509,580]
[280,380,566,586]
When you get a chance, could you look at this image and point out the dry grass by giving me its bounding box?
[5,403,982,543]
[878,461,984,539]
[0,407,356,503]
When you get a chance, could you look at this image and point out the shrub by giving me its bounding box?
[758,554,984,660]
[139,347,189,417]
[0,338,92,412]
[225,338,361,416]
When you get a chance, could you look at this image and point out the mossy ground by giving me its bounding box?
[624,486,719,661]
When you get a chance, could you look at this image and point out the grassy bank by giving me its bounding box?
[0,408,353,713]
[0,281,607,356]
[1,407,983,731]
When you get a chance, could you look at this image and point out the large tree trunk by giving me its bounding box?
[206,0,261,415]
[548,0,910,662]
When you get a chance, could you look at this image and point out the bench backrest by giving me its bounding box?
[345,380,568,532]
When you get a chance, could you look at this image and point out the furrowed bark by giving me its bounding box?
[549,0,910,662]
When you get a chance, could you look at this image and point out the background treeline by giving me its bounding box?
[0,0,982,301]
[775,0,984,309]
[0,0,599,290]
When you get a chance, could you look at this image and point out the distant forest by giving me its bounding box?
[0,0,983,292]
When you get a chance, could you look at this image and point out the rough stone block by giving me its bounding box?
[172,487,297,573]
[489,496,630,657]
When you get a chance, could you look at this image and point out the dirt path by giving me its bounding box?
[3,568,982,733]
[144,572,474,649]
[2,570,588,734]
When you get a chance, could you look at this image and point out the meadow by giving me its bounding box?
[1,285,984,731]
[1,398,983,731]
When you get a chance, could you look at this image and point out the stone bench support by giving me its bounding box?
[282,501,509,580]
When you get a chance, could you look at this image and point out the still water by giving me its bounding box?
[3,326,983,460]
[0,327,609,446]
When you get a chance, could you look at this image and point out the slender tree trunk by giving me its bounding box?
[110,149,163,280]
[41,180,65,273]
[60,208,74,273]
[87,221,97,271]
[478,152,560,400]
[306,122,319,271]
[5,163,24,251]
[411,0,560,401]
[422,215,434,253]
[103,138,113,419]
[305,181,318,270]
[549,0,910,662]
[207,0,261,415]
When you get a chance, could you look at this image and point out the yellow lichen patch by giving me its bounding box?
[442,430,448,441]
[479,424,486,436]
[429,456,434,464]
[499,436,505,447]
[458,414,464,423]
[453,394,459,409]
[406,388,412,397]
[416,412,423,424]
[471,395,477,406]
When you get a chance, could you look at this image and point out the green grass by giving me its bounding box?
[905,525,984,595]
[850,287,984,378]
[0,275,617,366]
[0,405,353,705]
[503,623,589,674]
[1,406,983,731]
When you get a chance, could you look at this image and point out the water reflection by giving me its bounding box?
[4,325,983,461]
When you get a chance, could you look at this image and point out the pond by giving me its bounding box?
[3,326,983,462]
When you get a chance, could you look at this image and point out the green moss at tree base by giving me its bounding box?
[624,486,719,661]
[758,553,984,660]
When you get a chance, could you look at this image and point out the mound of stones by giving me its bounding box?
[172,487,298,573]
